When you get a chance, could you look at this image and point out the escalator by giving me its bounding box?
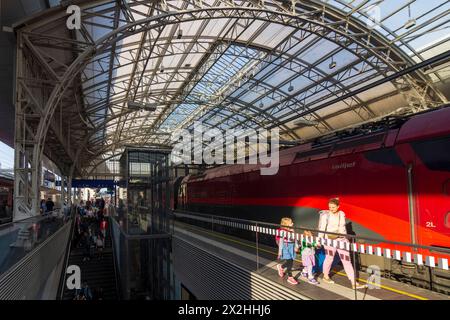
[60,217,119,300]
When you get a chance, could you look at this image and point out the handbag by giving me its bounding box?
[322,211,346,240]
[96,238,104,247]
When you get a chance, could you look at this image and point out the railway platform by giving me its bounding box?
[173,219,449,300]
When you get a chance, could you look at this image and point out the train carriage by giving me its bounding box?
[173,105,450,293]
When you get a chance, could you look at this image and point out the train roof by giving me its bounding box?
[396,105,450,143]
[0,170,14,182]
[184,105,450,182]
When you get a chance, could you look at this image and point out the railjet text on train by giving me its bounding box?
[171,122,280,175]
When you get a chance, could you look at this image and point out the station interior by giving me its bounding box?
[0,0,449,301]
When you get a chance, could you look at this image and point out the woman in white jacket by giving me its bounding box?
[318,198,365,289]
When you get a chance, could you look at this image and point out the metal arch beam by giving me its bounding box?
[107,3,159,158]
[267,49,450,130]
[23,1,442,100]
[79,40,214,97]
[177,36,374,137]
[81,137,171,175]
[155,8,442,139]
[74,3,436,130]
[122,0,197,145]
[79,95,272,151]
[214,55,384,135]
[140,13,264,143]
[156,29,312,139]
[22,4,444,185]
[34,6,436,133]
[102,1,122,132]
[12,0,444,220]
[80,33,376,144]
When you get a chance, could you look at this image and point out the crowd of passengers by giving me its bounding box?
[71,198,108,300]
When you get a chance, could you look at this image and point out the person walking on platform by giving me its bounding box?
[299,230,320,285]
[96,231,104,260]
[276,217,299,285]
[100,217,108,238]
[318,198,366,289]
[45,197,54,214]
[39,199,46,215]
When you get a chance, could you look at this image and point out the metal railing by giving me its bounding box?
[172,209,450,256]
[109,216,122,300]
[0,210,71,299]
[57,206,77,300]
[172,209,450,299]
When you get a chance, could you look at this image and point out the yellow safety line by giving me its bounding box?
[181,224,429,300]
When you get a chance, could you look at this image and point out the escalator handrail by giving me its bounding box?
[109,216,122,299]
[57,206,77,300]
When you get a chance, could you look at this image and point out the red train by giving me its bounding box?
[174,105,450,293]
[0,174,13,223]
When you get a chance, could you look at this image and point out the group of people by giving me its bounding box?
[0,199,11,219]
[39,197,55,215]
[276,197,366,289]
[73,200,108,262]
[73,282,104,300]
[70,200,109,300]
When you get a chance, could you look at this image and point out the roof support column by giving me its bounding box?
[60,175,66,211]
[67,176,72,207]
[13,31,42,221]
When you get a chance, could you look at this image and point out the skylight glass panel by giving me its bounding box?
[159,44,261,130]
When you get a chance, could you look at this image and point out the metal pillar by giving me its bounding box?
[60,176,65,209]
[13,32,42,221]
[68,176,73,206]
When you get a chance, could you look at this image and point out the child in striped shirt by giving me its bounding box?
[300,230,319,285]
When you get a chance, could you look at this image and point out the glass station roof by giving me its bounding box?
[23,0,450,174]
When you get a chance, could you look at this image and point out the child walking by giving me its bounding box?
[276,217,298,285]
[300,231,319,285]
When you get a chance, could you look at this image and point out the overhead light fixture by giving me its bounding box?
[160,65,165,73]
[329,58,336,69]
[259,102,264,108]
[127,101,157,112]
[177,29,183,39]
[288,83,294,92]
[404,19,416,30]
[293,119,318,127]
[404,5,416,30]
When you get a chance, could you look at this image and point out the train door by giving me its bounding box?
[392,142,421,247]
[410,135,450,247]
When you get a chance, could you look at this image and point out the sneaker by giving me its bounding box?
[287,277,298,285]
[322,276,335,284]
[352,283,367,290]
[308,278,319,285]
[300,271,308,278]
[277,264,285,277]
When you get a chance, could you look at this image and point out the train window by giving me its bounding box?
[364,148,404,167]
[446,212,450,229]
[411,136,450,171]
[295,146,331,160]
[334,133,384,151]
